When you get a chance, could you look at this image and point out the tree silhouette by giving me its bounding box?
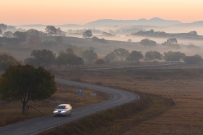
[163,51,185,62]
[184,55,202,64]
[56,49,84,68]
[0,24,7,31]
[3,31,13,38]
[0,65,57,114]
[145,51,162,61]
[113,48,129,61]
[126,50,143,63]
[30,49,56,67]
[82,49,97,63]
[162,38,180,49]
[45,26,57,36]
[13,31,27,42]
[83,30,93,38]
[104,52,116,64]
[140,38,157,47]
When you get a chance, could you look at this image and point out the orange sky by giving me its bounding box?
[1,0,203,25]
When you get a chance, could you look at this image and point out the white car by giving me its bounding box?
[53,104,72,116]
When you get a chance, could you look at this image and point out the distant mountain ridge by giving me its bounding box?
[85,17,182,27]
[16,18,203,28]
[175,20,203,27]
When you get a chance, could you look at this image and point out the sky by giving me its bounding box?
[1,0,203,25]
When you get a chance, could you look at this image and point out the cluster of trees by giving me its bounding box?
[23,48,100,68]
[24,49,55,67]
[132,29,200,39]
[56,48,84,68]
[162,38,181,49]
[104,48,162,63]
[0,26,66,46]
[45,26,65,36]
[138,38,200,50]
[103,48,203,64]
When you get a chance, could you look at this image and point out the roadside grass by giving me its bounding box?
[39,92,174,135]
[0,83,109,127]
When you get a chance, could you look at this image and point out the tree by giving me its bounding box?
[45,26,57,36]
[26,29,40,37]
[163,51,185,62]
[95,59,105,65]
[126,50,143,63]
[184,55,202,64]
[3,31,13,38]
[0,65,57,114]
[140,38,157,47]
[83,30,93,38]
[0,29,2,35]
[0,24,7,31]
[55,49,84,68]
[0,53,18,70]
[55,53,68,68]
[104,52,116,64]
[82,50,97,63]
[189,31,197,36]
[92,36,107,43]
[113,48,129,61]
[145,51,162,61]
[56,28,65,36]
[166,38,178,44]
[162,38,180,49]
[30,49,55,67]
[13,31,27,42]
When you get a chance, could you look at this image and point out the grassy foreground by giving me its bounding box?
[0,83,109,127]
[38,92,174,135]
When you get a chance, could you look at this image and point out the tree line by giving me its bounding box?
[0,48,202,70]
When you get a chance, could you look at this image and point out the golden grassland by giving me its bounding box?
[51,64,203,134]
[0,83,109,127]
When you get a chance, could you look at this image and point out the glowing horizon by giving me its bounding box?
[1,0,203,25]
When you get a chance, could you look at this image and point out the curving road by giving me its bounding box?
[0,78,139,135]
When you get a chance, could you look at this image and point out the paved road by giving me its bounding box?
[0,78,140,135]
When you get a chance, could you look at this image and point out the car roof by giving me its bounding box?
[58,104,71,106]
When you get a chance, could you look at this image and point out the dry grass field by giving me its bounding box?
[0,83,109,127]
[53,64,203,135]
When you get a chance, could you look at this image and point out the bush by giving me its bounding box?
[184,55,202,64]
[92,36,107,43]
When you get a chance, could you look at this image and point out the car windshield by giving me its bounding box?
[56,106,65,109]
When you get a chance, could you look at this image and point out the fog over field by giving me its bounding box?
[1,17,203,64]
